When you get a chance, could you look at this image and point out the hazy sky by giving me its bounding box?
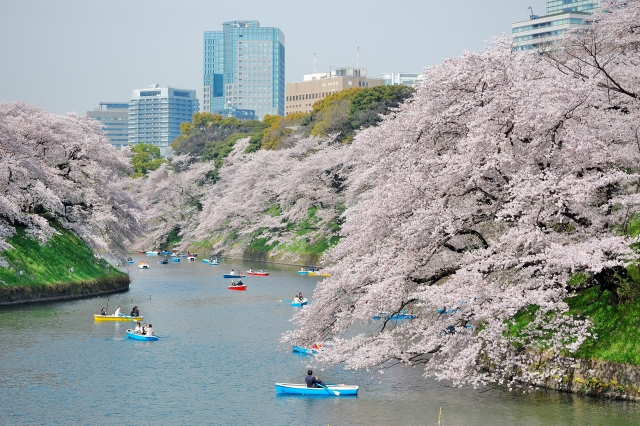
[0,0,546,116]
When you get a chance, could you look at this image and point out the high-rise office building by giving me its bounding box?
[512,0,602,51]
[285,67,384,115]
[128,85,199,157]
[203,20,285,120]
[87,102,129,148]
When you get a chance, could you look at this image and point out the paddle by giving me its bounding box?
[318,382,339,396]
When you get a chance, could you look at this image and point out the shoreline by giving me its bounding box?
[0,274,131,307]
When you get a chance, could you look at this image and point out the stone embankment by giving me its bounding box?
[0,274,130,306]
[538,358,640,401]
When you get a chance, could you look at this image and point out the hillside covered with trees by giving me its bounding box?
[128,0,640,391]
[132,84,414,263]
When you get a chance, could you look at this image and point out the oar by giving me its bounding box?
[318,383,339,396]
[323,383,346,386]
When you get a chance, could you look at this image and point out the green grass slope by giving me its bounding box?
[0,224,124,287]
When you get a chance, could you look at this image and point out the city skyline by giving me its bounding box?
[0,0,547,116]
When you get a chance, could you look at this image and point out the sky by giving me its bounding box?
[0,0,547,116]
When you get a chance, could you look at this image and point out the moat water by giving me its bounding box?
[1,256,639,425]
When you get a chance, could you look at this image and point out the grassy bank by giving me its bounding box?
[566,287,640,365]
[0,224,123,287]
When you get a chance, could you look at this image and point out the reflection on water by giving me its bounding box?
[0,257,639,425]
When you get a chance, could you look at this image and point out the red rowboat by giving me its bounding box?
[228,285,247,291]
[247,271,269,276]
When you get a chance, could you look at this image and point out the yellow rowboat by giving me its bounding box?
[307,272,331,277]
[94,315,143,322]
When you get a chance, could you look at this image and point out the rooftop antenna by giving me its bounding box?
[528,6,538,19]
[314,53,316,73]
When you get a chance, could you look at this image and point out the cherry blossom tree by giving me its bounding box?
[0,102,144,258]
[129,155,215,250]
[284,1,640,387]
[176,135,350,260]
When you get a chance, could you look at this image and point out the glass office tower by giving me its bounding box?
[128,85,199,157]
[546,0,600,14]
[203,21,285,120]
[512,0,602,51]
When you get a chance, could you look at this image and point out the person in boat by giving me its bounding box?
[293,295,301,303]
[114,306,122,316]
[230,269,235,276]
[134,322,142,334]
[131,306,139,317]
[236,279,243,286]
[231,280,237,287]
[248,268,253,273]
[100,307,107,315]
[146,324,154,336]
[298,292,304,301]
[305,370,323,388]
[142,323,148,335]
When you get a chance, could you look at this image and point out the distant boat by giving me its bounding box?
[171,257,181,263]
[228,285,247,291]
[159,258,169,264]
[126,257,135,264]
[275,383,358,396]
[187,254,197,261]
[223,274,245,278]
[247,271,268,276]
[372,312,416,320]
[138,262,150,269]
[291,298,308,307]
[126,329,158,341]
[145,251,159,256]
[291,345,317,355]
[94,315,142,322]
[308,272,331,277]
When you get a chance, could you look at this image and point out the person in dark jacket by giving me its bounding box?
[130,306,139,316]
[305,370,323,388]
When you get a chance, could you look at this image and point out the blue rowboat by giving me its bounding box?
[160,251,171,255]
[126,329,158,341]
[171,258,180,262]
[223,274,245,278]
[292,345,317,355]
[291,298,308,307]
[373,312,416,320]
[145,251,159,255]
[297,271,309,275]
[159,259,169,264]
[275,383,358,396]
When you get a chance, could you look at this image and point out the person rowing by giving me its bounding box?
[114,306,122,316]
[236,279,243,286]
[305,369,323,388]
[231,280,237,287]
